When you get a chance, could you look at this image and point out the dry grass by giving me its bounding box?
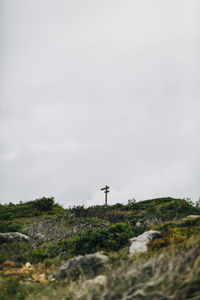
[65,247,200,300]
[1,241,200,300]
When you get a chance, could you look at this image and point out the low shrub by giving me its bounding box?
[145,199,200,221]
[0,197,64,219]
[0,278,26,300]
[32,197,54,211]
[149,217,200,252]
[0,221,22,233]
[0,242,31,263]
[70,222,133,255]
[21,222,135,263]
[0,212,14,221]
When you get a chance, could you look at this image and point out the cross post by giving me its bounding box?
[100,185,110,205]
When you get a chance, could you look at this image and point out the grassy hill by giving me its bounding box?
[0,197,200,299]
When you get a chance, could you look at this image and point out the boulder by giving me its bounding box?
[130,230,161,255]
[49,252,109,280]
[0,232,30,244]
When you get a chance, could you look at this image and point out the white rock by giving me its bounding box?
[136,221,142,227]
[0,232,30,244]
[182,215,200,220]
[25,262,31,268]
[130,230,161,255]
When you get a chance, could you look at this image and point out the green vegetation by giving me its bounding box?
[21,222,134,263]
[148,216,200,252]
[0,242,32,264]
[1,196,200,299]
[68,197,200,222]
[0,222,22,233]
[0,197,65,219]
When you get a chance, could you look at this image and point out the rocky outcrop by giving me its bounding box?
[0,232,30,244]
[130,230,161,255]
[49,252,109,280]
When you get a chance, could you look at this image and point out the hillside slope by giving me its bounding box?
[0,197,200,299]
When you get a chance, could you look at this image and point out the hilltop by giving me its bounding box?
[0,196,200,299]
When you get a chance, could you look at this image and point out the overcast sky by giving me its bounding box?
[1,0,200,207]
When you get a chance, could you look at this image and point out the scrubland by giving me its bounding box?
[0,197,200,300]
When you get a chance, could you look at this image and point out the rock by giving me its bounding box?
[49,252,109,280]
[130,230,161,255]
[25,262,31,268]
[0,232,30,244]
[182,215,200,220]
[22,263,34,272]
[83,275,107,289]
[136,221,142,227]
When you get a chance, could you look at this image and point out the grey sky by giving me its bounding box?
[1,0,200,207]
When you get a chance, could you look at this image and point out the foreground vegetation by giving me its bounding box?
[0,196,200,299]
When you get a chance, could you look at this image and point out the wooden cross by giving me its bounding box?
[100,185,110,206]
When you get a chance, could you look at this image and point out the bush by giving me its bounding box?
[149,217,200,252]
[0,212,14,221]
[0,278,25,300]
[70,223,132,255]
[32,197,54,211]
[0,242,31,263]
[21,222,135,263]
[0,222,22,233]
[145,199,200,221]
[0,197,61,219]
